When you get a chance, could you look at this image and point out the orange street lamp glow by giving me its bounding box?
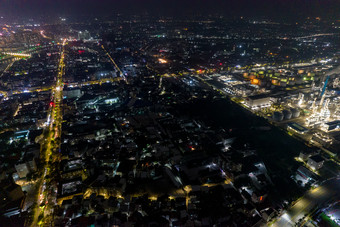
[158,58,167,64]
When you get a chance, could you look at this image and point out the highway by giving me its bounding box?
[273,178,340,227]
[30,39,67,227]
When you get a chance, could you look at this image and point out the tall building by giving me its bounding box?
[15,163,30,179]
[15,157,37,179]
[0,179,25,217]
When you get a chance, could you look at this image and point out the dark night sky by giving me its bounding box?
[0,0,339,20]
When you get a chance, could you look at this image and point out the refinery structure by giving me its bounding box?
[271,64,339,151]
[296,67,340,122]
[207,59,340,154]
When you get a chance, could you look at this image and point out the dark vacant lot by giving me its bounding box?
[175,98,309,200]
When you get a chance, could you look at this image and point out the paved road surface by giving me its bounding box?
[273,178,340,227]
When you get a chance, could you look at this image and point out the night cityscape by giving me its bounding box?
[0,0,340,226]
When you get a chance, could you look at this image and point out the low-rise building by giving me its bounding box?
[245,94,271,109]
[299,150,314,161]
[307,155,324,170]
[287,122,308,134]
[321,120,340,132]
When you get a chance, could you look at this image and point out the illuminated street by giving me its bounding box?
[273,178,340,227]
[0,2,339,226]
[30,39,67,227]
[101,44,128,84]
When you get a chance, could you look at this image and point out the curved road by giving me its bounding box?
[273,178,340,227]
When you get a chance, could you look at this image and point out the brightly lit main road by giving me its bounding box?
[31,39,67,227]
[273,178,340,227]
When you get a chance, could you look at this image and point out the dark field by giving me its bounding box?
[176,98,309,200]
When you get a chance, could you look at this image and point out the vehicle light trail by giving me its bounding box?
[31,39,67,227]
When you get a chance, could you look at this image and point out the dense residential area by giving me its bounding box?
[0,6,339,227]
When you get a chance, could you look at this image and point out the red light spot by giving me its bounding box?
[219,63,223,66]
[49,101,54,107]
[188,145,195,151]
[78,50,85,54]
